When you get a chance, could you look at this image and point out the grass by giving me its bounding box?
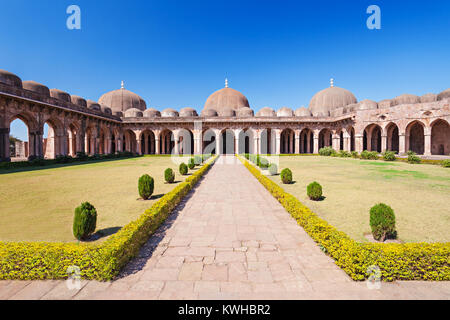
[0,156,195,243]
[269,156,450,243]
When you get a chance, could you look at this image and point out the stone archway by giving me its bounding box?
[300,128,314,154]
[431,119,450,155]
[318,128,332,149]
[202,129,217,155]
[406,121,425,155]
[140,130,156,155]
[363,124,382,152]
[160,129,174,155]
[386,123,399,153]
[220,129,235,155]
[260,129,275,155]
[238,128,254,154]
[280,129,295,154]
[178,129,194,155]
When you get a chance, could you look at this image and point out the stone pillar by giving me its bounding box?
[399,134,406,155]
[332,133,340,151]
[424,134,432,156]
[307,131,312,154]
[343,132,350,152]
[294,130,300,154]
[173,132,180,155]
[313,130,319,154]
[234,130,240,155]
[275,130,281,155]
[355,134,364,153]
[193,131,201,155]
[0,127,10,162]
[366,131,372,151]
[155,137,160,155]
[381,135,387,153]
[215,130,221,155]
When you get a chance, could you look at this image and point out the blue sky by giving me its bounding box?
[1,0,449,140]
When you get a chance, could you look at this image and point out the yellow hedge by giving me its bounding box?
[0,156,216,281]
[239,156,450,281]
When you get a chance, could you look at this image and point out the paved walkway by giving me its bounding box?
[0,156,449,300]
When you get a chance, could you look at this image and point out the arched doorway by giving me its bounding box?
[260,129,275,155]
[431,119,450,155]
[9,117,30,160]
[123,129,137,154]
[280,129,295,154]
[43,119,62,159]
[220,129,235,155]
[67,123,78,157]
[160,129,174,155]
[300,128,314,154]
[319,128,332,149]
[238,128,254,154]
[386,123,399,153]
[406,121,425,155]
[140,130,156,155]
[202,129,217,154]
[178,129,194,155]
[363,124,382,152]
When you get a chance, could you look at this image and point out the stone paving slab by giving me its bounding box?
[0,156,449,300]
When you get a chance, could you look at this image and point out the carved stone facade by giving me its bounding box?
[0,69,449,162]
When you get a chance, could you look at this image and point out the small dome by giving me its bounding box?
[0,70,22,88]
[378,99,393,109]
[437,89,450,101]
[277,107,294,117]
[420,93,437,103]
[180,107,198,117]
[204,86,250,113]
[87,100,101,111]
[143,108,161,118]
[219,108,236,117]
[50,89,71,102]
[256,107,276,117]
[100,104,112,115]
[23,81,50,96]
[99,85,147,114]
[115,111,124,117]
[358,99,378,110]
[161,108,179,117]
[393,94,420,106]
[343,103,359,113]
[201,109,218,117]
[237,107,254,117]
[124,108,143,117]
[71,95,87,108]
[295,107,311,117]
[309,83,357,117]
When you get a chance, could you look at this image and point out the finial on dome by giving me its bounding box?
[225,78,229,88]
[330,78,334,88]
[121,81,124,89]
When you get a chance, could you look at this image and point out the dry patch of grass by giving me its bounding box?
[0,157,193,242]
[270,156,450,243]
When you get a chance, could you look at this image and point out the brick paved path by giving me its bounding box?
[0,156,449,300]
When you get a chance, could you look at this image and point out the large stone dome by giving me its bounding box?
[309,80,357,117]
[204,81,250,113]
[99,83,146,114]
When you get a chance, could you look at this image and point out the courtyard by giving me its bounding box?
[0,156,192,242]
[270,156,450,243]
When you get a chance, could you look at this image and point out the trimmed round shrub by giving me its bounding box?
[280,168,293,184]
[442,159,450,168]
[179,163,188,175]
[307,182,323,201]
[138,174,154,200]
[268,163,278,175]
[351,151,359,158]
[382,151,396,161]
[164,168,175,183]
[73,202,97,241]
[188,158,195,170]
[258,157,269,169]
[319,147,335,157]
[338,150,351,158]
[194,155,202,166]
[407,152,421,164]
[370,203,397,242]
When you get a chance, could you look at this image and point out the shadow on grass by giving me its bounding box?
[87,227,122,242]
[116,174,207,280]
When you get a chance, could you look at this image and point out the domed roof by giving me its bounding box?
[358,99,378,110]
[23,81,50,97]
[393,94,420,106]
[204,80,250,113]
[98,82,146,114]
[421,93,437,103]
[343,103,358,113]
[277,107,294,117]
[87,100,101,111]
[201,109,218,117]
[161,108,179,117]
[71,95,87,108]
[50,89,71,102]
[100,104,112,115]
[256,107,276,117]
[309,80,357,117]
[295,107,311,117]
[437,89,450,101]
[0,70,22,88]
[143,108,161,118]
[237,107,254,117]
[218,108,236,117]
[124,108,143,117]
[378,99,393,109]
[180,107,198,117]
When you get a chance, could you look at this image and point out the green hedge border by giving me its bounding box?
[239,156,450,281]
[0,156,217,280]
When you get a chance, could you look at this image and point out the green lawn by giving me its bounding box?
[0,156,193,243]
[269,156,450,243]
